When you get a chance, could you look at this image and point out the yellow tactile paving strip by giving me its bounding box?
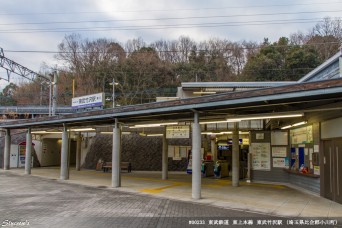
[133,176,287,194]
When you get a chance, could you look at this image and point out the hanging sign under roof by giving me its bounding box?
[166,125,190,139]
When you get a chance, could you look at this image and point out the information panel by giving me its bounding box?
[250,143,271,171]
[273,157,288,168]
[272,147,287,157]
[290,125,313,144]
[166,126,190,139]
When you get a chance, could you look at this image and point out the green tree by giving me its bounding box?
[0,83,18,105]
[242,37,321,81]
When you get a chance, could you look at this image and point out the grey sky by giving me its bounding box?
[1,0,342,89]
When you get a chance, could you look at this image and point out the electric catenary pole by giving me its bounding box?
[0,47,57,116]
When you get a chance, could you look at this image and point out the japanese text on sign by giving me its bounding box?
[166,126,190,139]
[72,93,104,109]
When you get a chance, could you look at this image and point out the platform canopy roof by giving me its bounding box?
[1,78,342,130]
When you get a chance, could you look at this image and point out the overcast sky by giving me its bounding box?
[1,0,342,90]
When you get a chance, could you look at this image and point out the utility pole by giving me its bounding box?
[52,71,57,116]
[109,78,118,108]
[49,82,52,116]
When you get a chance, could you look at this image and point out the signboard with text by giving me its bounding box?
[166,126,190,139]
[250,143,271,171]
[72,93,105,109]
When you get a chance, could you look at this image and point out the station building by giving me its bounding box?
[1,50,342,204]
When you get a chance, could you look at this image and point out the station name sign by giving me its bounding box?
[72,93,105,109]
[166,125,190,139]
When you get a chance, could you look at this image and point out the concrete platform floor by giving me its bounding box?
[6,167,342,219]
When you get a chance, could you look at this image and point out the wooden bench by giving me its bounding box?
[120,162,132,173]
[102,162,132,173]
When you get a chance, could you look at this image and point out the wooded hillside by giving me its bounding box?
[3,17,341,107]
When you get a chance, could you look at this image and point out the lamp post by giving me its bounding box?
[109,78,119,108]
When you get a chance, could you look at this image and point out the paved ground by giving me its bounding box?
[0,171,275,228]
[1,169,341,227]
[8,167,342,218]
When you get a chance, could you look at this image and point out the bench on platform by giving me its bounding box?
[102,162,132,173]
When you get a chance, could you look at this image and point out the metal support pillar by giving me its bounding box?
[60,125,69,180]
[192,111,201,199]
[232,122,240,187]
[112,118,121,188]
[4,129,10,170]
[162,129,168,180]
[247,153,252,183]
[76,133,82,171]
[211,137,217,163]
[25,128,32,175]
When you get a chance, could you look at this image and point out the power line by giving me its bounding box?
[1,10,341,26]
[0,18,330,33]
[1,1,342,16]
[0,20,332,34]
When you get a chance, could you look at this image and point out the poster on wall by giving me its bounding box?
[271,147,287,157]
[271,131,288,145]
[290,125,313,144]
[168,145,174,157]
[19,145,26,167]
[272,158,288,168]
[250,143,271,171]
[168,145,192,160]
[255,133,264,140]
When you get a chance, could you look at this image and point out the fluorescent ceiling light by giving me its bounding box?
[227,113,303,122]
[32,128,96,134]
[281,121,307,129]
[147,134,163,137]
[130,122,178,128]
[281,125,292,129]
[201,131,249,135]
[292,121,307,126]
[70,128,95,132]
[193,91,217,95]
[199,120,238,125]
[210,131,232,135]
[100,131,131,135]
[31,131,62,134]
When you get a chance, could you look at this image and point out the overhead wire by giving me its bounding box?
[1,1,342,15]
[1,10,342,26]
[0,18,332,34]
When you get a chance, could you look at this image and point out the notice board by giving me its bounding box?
[250,143,271,171]
[271,131,288,145]
[290,125,313,144]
